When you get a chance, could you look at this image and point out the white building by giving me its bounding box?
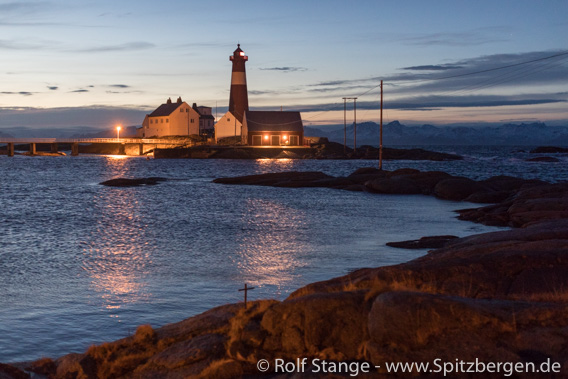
[139,97,201,138]
[214,111,242,143]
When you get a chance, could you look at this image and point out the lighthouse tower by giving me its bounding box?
[228,44,249,123]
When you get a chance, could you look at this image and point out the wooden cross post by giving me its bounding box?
[238,283,255,309]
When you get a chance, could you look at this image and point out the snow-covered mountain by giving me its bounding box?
[306,121,568,146]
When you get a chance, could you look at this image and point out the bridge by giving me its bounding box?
[0,137,192,157]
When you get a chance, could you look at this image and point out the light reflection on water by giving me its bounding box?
[82,187,153,315]
[1,147,560,362]
[234,199,307,291]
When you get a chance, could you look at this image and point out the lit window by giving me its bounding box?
[240,52,245,56]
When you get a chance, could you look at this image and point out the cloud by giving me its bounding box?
[403,65,464,71]
[74,42,155,53]
[47,86,58,90]
[397,27,511,47]
[0,91,34,96]
[0,39,49,50]
[274,93,566,114]
[259,66,307,73]
[0,2,51,13]
[249,90,276,95]
[108,84,130,88]
[301,50,568,100]
[71,89,89,93]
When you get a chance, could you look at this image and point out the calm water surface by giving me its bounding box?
[0,147,564,362]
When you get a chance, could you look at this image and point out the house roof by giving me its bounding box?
[149,102,183,117]
[245,111,303,132]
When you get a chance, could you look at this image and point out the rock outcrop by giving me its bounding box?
[215,168,547,203]
[155,143,463,161]
[530,146,568,154]
[386,235,459,249]
[99,177,168,187]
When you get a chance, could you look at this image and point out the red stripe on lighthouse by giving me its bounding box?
[229,44,249,123]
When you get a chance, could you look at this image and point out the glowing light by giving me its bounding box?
[264,135,269,140]
[283,135,288,140]
[105,154,131,160]
[240,51,245,56]
[116,125,122,140]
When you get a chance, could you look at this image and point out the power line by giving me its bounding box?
[354,50,568,98]
[299,50,568,124]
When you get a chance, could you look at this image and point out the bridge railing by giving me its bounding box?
[0,137,194,145]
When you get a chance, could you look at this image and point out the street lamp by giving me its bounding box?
[116,125,121,141]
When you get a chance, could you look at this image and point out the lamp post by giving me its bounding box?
[116,125,121,141]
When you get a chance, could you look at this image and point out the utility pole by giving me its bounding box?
[343,97,357,153]
[342,98,347,154]
[379,80,383,170]
[353,97,357,152]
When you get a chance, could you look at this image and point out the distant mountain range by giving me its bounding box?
[304,121,568,146]
[0,130,14,138]
[69,125,139,138]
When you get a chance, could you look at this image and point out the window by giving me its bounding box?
[166,118,169,123]
[161,119,164,123]
[180,108,184,113]
[227,118,231,122]
[191,119,194,123]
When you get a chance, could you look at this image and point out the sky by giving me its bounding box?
[0,0,567,133]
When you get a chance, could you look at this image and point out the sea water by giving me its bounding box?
[0,146,565,362]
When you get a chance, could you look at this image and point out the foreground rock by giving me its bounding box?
[458,182,568,227]
[99,177,168,187]
[215,168,547,203]
[386,235,459,249]
[9,181,568,378]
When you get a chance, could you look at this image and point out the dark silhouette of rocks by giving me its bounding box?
[0,363,29,379]
[458,183,568,227]
[530,146,568,154]
[99,177,168,187]
[386,235,459,249]
[155,142,463,161]
[215,168,546,204]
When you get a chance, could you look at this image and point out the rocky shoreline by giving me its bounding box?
[154,141,462,161]
[4,169,568,378]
